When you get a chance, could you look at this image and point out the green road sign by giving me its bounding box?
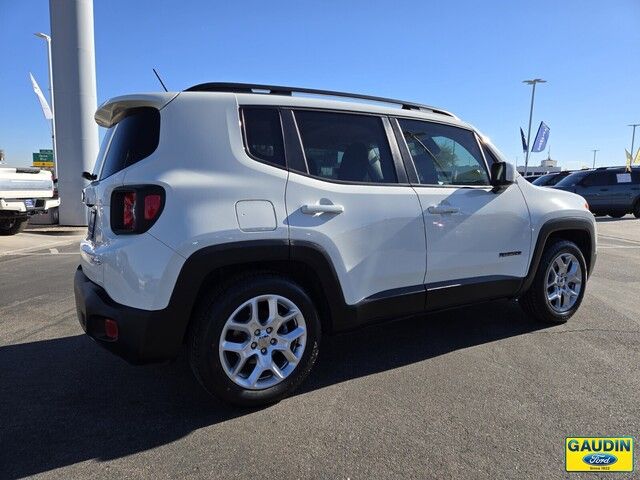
[33,152,54,162]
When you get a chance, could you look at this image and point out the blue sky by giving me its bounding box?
[1,0,639,170]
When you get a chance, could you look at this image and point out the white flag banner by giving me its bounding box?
[29,72,53,120]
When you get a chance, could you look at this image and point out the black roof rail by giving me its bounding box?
[184,82,457,118]
[596,166,638,170]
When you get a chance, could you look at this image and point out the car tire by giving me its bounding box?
[0,218,28,236]
[633,200,640,219]
[520,240,587,324]
[188,273,321,407]
[608,212,625,219]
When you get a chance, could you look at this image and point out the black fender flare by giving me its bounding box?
[163,239,351,349]
[517,216,596,296]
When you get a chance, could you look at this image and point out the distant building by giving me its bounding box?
[517,153,561,176]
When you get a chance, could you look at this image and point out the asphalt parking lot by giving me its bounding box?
[1,219,639,479]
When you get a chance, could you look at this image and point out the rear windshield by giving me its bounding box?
[555,170,590,187]
[99,107,160,180]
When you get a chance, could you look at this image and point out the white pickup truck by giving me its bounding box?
[0,166,60,235]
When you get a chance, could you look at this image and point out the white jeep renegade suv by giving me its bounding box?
[75,83,596,407]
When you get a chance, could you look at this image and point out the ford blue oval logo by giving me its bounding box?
[582,453,617,466]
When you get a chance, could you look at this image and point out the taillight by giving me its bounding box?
[111,186,165,234]
[144,194,162,220]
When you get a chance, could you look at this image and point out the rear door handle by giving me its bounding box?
[427,205,460,215]
[301,203,344,215]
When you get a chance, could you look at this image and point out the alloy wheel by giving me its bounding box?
[218,294,307,390]
[545,252,583,313]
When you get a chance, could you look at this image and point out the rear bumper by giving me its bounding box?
[0,197,60,214]
[74,266,183,364]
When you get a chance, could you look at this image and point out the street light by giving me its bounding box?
[34,32,57,179]
[592,149,599,169]
[522,78,546,177]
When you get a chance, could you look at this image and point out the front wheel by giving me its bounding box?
[608,212,625,219]
[520,240,587,324]
[633,201,640,219]
[188,274,321,407]
[0,217,28,236]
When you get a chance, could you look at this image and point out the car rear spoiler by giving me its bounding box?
[95,92,179,128]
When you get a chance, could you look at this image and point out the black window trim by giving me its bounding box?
[239,106,288,171]
[284,107,410,187]
[391,116,493,189]
[96,124,118,180]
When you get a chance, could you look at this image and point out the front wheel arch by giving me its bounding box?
[518,218,595,296]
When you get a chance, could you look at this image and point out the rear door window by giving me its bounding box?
[582,171,614,187]
[99,107,160,180]
[293,110,398,184]
[241,108,286,168]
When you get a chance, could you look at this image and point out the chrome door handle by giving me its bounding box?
[427,205,460,215]
[301,203,344,215]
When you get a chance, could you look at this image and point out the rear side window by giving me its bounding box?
[242,108,286,168]
[398,119,489,186]
[294,110,397,184]
[100,107,160,180]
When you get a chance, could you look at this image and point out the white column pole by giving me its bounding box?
[49,0,99,226]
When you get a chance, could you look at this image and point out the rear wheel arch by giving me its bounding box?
[172,240,348,347]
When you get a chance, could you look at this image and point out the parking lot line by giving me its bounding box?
[0,238,81,256]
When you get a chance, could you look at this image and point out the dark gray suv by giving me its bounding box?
[552,167,640,218]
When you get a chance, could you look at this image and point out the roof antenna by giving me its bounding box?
[153,68,168,92]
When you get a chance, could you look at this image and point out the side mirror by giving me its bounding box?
[490,162,515,191]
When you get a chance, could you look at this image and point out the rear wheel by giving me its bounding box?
[188,273,321,407]
[0,218,28,236]
[520,240,587,324]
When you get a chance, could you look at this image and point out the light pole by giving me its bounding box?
[34,32,57,180]
[522,78,546,177]
[629,124,640,165]
[592,149,599,169]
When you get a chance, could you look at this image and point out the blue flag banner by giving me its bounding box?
[520,127,528,152]
[532,122,550,152]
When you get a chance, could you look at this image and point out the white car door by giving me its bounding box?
[393,117,531,309]
[284,109,426,319]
